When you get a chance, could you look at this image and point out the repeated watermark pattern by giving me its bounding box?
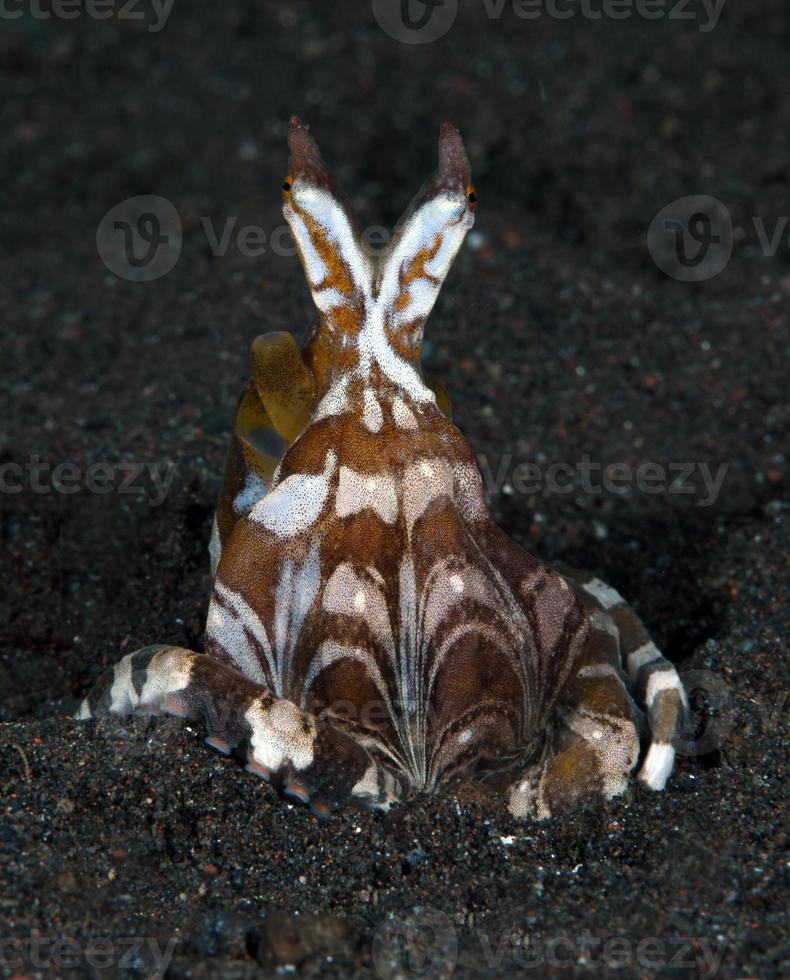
[200,217,390,261]
[97,195,183,282]
[0,0,175,32]
[371,910,728,977]
[373,907,458,979]
[648,195,790,281]
[372,0,460,43]
[1,452,729,508]
[98,193,787,288]
[0,455,177,506]
[647,195,734,282]
[477,453,730,507]
[104,666,739,768]
[0,932,177,974]
[0,920,736,976]
[372,0,727,44]
[96,195,392,281]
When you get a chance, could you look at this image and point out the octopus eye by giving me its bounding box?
[466,185,477,206]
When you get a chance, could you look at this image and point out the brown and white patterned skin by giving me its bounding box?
[79,119,687,819]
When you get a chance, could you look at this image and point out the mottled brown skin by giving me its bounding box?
[211,339,591,791]
[79,119,686,819]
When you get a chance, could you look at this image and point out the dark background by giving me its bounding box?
[0,1,787,977]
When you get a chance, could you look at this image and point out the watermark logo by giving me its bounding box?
[674,669,733,757]
[371,916,728,975]
[372,0,458,44]
[97,195,182,282]
[97,195,395,281]
[647,195,733,282]
[373,0,726,43]
[372,906,457,979]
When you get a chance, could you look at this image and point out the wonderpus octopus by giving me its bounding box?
[79,118,687,820]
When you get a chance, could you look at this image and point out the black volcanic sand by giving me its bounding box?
[1,1,788,977]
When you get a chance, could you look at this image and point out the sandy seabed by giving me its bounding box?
[1,1,787,976]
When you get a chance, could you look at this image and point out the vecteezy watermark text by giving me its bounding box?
[163,667,733,762]
[0,0,175,32]
[0,932,177,974]
[200,216,390,259]
[0,455,177,506]
[476,453,729,507]
[371,0,726,45]
[96,195,392,281]
[479,0,725,32]
[372,909,728,977]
